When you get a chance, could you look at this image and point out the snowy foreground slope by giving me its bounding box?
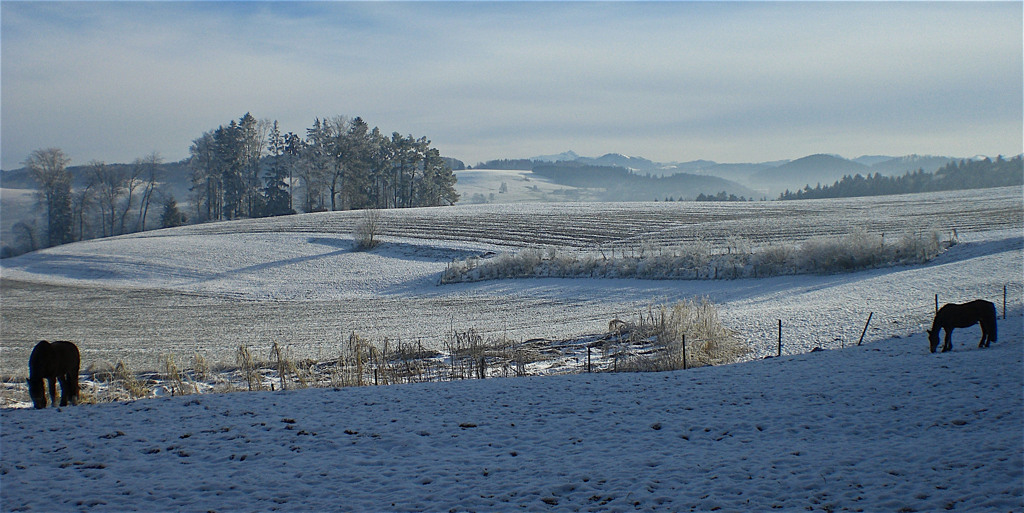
[2,328,1021,512]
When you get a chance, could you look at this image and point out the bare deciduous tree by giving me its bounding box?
[353,208,383,250]
[25,148,73,246]
[136,152,163,231]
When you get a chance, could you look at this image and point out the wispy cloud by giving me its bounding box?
[2,2,1020,169]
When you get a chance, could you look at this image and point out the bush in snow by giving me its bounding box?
[616,298,749,372]
[353,208,384,251]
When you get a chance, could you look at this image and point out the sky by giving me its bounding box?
[1,1,1021,170]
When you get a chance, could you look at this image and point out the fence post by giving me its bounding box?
[1004,285,1007,320]
[935,294,939,314]
[682,334,687,370]
[778,320,782,357]
[858,312,873,346]
[587,346,591,373]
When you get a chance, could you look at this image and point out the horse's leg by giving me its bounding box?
[942,329,953,352]
[57,375,70,406]
[979,325,988,348]
[68,371,79,405]
[47,377,57,408]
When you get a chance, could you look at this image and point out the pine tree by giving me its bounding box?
[261,121,294,217]
[160,196,187,228]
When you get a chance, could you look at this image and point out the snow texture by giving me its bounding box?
[1,329,1021,512]
[1,187,1022,511]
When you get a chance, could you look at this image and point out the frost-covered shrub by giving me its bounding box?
[438,230,954,284]
[618,298,749,372]
[751,243,794,277]
[353,209,383,251]
[796,229,950,274]
[658,298,749,369]
[896,230,944,263]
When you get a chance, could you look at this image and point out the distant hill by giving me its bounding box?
[473,152,972,197]
[530,151,581,163]
[664,160,719,174]
[869,155,953,175]
[750,154,869,190]
[578,153,660,171]
[532,163,755,201]
[852,155,895,166]
[779,155,1023,200]
[530,153,717,176]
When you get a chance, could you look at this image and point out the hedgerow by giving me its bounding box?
[440,229,954,284]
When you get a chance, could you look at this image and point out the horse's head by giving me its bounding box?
[927,329,940,353]
[26,377,46,409]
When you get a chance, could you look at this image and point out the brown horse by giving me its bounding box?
[27,340,80,409]
[928,300,998,353]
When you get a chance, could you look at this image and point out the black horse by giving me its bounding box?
[27,340,80,409]
[928,300,998,353]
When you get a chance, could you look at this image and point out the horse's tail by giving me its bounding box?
[67,371,80,404]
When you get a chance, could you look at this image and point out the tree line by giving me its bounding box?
[8,148,175,256]
[779,155,1023,200]
[188,113,458,222]
[8,114,459,256]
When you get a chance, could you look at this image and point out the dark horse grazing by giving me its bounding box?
[27,340,80,409]
[928,300,998,353]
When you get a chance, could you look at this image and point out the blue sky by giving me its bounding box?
[2,1,1021,169]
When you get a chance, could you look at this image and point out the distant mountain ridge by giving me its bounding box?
[513,151,964,195]
[749,154,869,189]
[531,163,756,201]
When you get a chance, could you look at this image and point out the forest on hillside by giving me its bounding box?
[4,113,459,257]
[189,113,458,221]
[778,156,1023,200]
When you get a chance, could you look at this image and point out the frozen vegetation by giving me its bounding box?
[440,229,952,283]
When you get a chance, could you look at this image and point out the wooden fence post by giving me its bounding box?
[1004,285,1007,320]
[935,294,939,314]
[587,346,591,373]
[858,312,873,346]
[682,334,687,370]
[778,319,782,357]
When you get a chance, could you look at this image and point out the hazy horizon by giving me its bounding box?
[2,2,1021,170]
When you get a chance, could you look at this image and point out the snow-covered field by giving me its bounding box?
[1,326,1021,512]
[454,168,601,204]
[0,186,1022,511]
[1,187,1020,376]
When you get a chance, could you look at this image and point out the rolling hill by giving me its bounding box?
[0,186,1020,512]
[749,154,869,191]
